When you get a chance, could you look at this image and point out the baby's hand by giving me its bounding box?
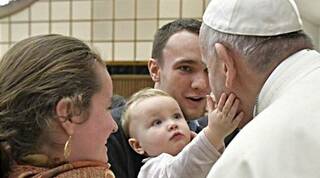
[204,93,243,149]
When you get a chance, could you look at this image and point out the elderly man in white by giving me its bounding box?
[200,0,320,177]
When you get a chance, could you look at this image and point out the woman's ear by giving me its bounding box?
[128,138,145,155]
[215,43,236,89]
[55,98,75,136]
[148,58,160,82]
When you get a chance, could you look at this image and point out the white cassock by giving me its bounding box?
[207,49,320,178]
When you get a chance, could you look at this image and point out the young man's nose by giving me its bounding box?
[191,72,209,91]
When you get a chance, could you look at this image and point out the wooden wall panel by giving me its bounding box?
[111,74,154,98]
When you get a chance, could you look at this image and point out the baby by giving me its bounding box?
[122,88,243,178]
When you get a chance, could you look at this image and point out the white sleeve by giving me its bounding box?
[138,131,221,178]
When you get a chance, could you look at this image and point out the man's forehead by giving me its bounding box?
[164,31,198,50]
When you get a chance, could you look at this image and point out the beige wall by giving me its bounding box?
[302,18,320,50]
[0,0,210,60]
[1,0,319,60]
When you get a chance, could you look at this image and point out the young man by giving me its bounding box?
[107,19,237,178]
[148,19,209,123]
[200,0,320,177]
[107,19,211,178]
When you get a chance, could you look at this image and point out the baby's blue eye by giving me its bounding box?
[152,119,162,126]
[173,113,182,119]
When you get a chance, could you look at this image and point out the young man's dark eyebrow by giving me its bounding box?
[174,59,198,65]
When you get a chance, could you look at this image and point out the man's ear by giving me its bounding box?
[148,58,160,82]
[128,138,145,155]
[56,98,75,136]
[215,43,236,89]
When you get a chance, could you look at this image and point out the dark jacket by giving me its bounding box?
[107,106,144,178]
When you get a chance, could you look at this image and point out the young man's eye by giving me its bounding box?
[151,119,162,126]
[178,66,192,72]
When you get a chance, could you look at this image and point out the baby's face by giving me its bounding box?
[129,96,191,156]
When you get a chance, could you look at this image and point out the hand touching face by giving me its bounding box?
[204,93,243,149]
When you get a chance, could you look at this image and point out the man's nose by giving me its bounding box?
[191,72,209,91]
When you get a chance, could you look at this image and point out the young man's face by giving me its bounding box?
[152,31,210,120]
[129,96,191,156]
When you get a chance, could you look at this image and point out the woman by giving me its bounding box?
[0,34,118,177]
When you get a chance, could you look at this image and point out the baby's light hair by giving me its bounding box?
[121,88,171,138]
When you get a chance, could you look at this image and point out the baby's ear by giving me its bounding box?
[128,138,145,155]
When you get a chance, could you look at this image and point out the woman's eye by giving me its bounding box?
[106,106,112,111]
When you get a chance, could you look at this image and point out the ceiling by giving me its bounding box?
[296,0,320,25]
